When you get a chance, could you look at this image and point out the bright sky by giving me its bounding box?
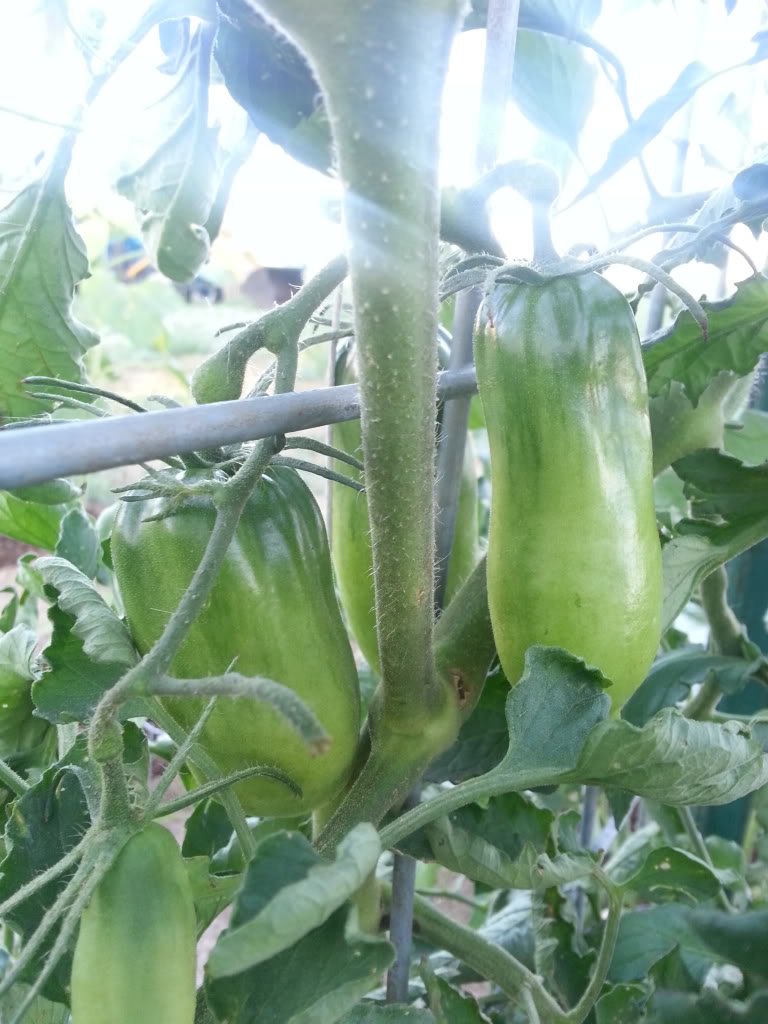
[0,1,765,290]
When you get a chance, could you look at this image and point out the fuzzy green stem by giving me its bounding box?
[701,566,746,658]
[397,886,564,1020]
[151,763,295,818]
[315,731,434,856]
[0,758,29,797]
[379,766,558,852]
[0,837,87,920]
[255,0,464,737]
[563,869,623,1023]
[191,255,347,404]
[678,806,734,913]
[144,697,218,818]
[146,698,255,859]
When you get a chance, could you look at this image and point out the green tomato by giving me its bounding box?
[475,274,662,711]
[71,824,196,1024]
[111,466,361,818]
[331,348,480,673]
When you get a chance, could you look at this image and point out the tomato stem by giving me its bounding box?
[394,884,565,1020]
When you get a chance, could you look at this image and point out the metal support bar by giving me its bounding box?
[0,368,477,489]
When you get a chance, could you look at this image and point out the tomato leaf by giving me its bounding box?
[0,983,69,1023]
[661,451,768,631]
[207,824,381,978]
[398,792,594,890]
[725,409,768,465]
[617,848,722,906]
[205,902,393,1024]
[340,1006,435,1023]
[572,709,768,805]
[511,29,596,149]
[623,646,764,728]
[425,666,509,783]
[642,275,768,406]
[32,603,137,725]
[35,556,136,668]
[421,962,489,1023]
[116,26,228,283]
[214,0,332,174]
[185,856,242,937]
[571,62,714,204]
[688,909,768,981]
[0,493,65,551]
[0,737,94,1002]
[54,509,100,580]
[608,904,716,985]
[0,183,98,420]
[495,646,610,781]
[595,983,651,1024]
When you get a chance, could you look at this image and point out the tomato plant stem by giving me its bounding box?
[256,0,464,739]
[399,885,565,1020]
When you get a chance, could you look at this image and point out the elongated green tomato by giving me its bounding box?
[111,467,361,817]
[331,353,479,673]
[71,824,196,1024]
[475,274,663,711]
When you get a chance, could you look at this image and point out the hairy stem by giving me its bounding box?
[564,869,623,1023]
[398,886,564,1020]
[255,0,464,738]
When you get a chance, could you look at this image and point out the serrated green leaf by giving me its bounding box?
[573,709,768,805]
[0,625,50,759]
[0,983,69,1024]
[595,982,650,1024]
[340,1006,435,1024]
[688,909,768,980]
[116,28,228,282]
[623,647,763,727]
[620,847,721,905]
[185,856,242,937]
[572,62,714,204]
[425,668,509,784]
[496,646,610,780]
[421,961,489,1023]
[32,603,136,725]
[35,556,137,668]
[54,509,99,580]
[608,904,716,984]
[205,905,393,1024]
[511,28,596,149]
[0,182,98,419]
[0,737,93,1002]
[725,408,768,465]
[399,792,589,891]
[208,824,381,979]
[643,276,768,406]
[0,493,64,551]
